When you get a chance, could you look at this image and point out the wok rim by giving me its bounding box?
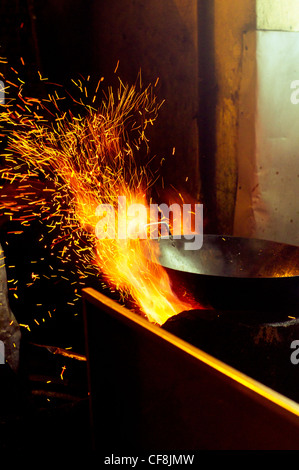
[149,233,299,280]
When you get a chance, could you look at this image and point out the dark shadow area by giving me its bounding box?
[197,0,218,232]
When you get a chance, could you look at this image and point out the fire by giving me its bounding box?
[0,70,198,324]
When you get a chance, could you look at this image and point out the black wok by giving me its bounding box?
[154,234,299,319]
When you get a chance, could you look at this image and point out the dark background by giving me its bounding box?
[0,0,216,206]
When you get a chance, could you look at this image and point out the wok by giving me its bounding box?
[154,234,299,319]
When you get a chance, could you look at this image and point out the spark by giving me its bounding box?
[60,365,66,380]
[0,68,198,325]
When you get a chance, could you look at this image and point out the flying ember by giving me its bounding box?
[0,68,198,325]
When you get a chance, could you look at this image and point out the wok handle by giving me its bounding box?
[144,221,173,239]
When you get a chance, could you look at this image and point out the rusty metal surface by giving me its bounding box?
[0,243,21,372]
[82,287,299,451]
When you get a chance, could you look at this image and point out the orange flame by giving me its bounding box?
[0,73,198,324]
[76,190,196,324]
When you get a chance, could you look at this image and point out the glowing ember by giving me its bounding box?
[0,69,198,325]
